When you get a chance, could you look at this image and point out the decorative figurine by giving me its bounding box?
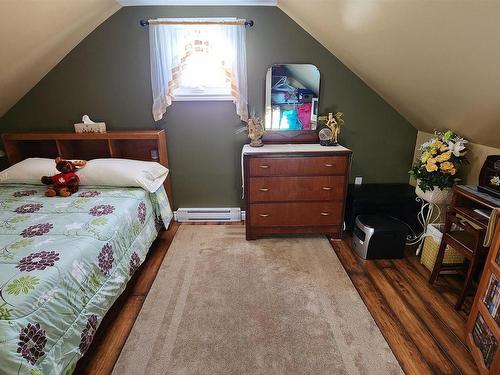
[247,117,265,147]
[318,112,344,146]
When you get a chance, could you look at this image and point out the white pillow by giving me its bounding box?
[77,158,169,193]
[0,158,58,185]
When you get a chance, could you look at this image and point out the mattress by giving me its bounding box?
[0,184,172,375]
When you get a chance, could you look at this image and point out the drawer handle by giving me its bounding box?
[324,163,334,167]
[259,187,270,192]
[322,187,333,191]
[259,165,270,169]
[320,212,330,216]
[259,213,270,217]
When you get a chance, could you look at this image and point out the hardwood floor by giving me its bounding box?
[74,222,179,375]
[331,238,480,375]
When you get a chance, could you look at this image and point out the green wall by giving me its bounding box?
[0,6,417,209]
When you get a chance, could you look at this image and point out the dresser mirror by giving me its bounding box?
[264,64,320,141]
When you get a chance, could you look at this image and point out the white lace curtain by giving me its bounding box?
[149,18,249,122]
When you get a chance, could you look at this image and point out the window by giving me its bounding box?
[173,33,232,101]
[148,18,249,121]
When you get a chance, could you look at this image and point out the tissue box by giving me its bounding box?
[74,123,106,133]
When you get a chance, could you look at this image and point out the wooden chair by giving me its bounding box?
[429,208,488,310]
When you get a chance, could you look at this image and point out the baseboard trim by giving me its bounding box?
[174,207,245,222]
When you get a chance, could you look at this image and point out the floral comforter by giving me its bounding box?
[0,184,172,375]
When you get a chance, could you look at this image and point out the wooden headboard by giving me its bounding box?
[1,130,173,207]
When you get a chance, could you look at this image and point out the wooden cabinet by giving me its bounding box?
[466,220,500,374]
[243,144,351,240]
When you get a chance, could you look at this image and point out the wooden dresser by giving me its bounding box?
[243,144,352,240]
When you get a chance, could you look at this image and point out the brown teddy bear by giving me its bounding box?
[41,157,82,197]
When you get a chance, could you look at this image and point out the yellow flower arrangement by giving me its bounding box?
[410,130,468,192]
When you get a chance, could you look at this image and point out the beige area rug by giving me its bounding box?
[113,225,403,375]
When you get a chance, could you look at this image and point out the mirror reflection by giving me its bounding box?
[265,64,320,131]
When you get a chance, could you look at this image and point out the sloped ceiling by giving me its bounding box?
[1,1,499,148]
[0,0,120,117]
[278,0,500,148]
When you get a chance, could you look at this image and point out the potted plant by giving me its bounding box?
[410,130,468,204]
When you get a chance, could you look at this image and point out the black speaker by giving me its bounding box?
[351,215,408,259]
[345,183,421,234]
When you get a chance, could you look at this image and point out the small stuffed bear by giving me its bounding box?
[41,157,80,197]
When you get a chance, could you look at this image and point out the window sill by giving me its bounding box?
[173,95,233,102]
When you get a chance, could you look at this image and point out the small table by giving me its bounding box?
[452,185,500,231]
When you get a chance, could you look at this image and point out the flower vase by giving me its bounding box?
[415,180,452,205]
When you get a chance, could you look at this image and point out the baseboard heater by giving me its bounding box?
[174,208,245,222]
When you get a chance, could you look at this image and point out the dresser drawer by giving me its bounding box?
[248,156,347,176]
[250,202,343,227]
[248,176,345,203]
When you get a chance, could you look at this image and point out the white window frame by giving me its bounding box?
[173,86,232,102]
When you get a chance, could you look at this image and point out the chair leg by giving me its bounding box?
[430,238,447,284]
[455,257,480,311]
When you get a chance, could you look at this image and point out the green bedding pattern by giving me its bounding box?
[0,184,172,374]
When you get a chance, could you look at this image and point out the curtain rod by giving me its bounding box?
[140,19,254,27]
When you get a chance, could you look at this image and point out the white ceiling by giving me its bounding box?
[278,0,500,147]
[0,0,120,117]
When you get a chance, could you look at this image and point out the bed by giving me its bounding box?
[0,131,173,375]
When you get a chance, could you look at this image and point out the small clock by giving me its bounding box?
[319,127,334,146]
[478,155,500,198]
